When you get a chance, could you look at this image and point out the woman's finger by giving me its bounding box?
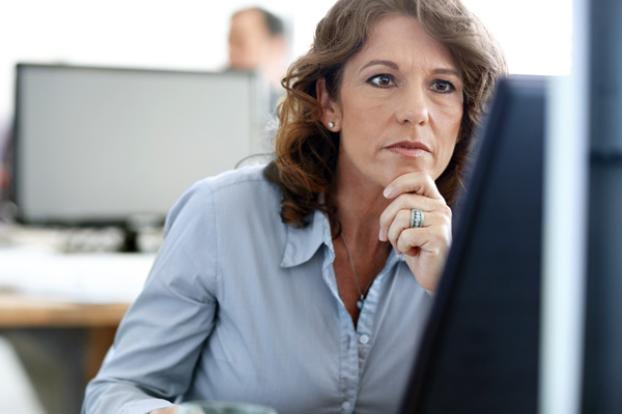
[383,171,445,201]
[379,194,451,241]
[396,227,447,257]
[386,209,446,248]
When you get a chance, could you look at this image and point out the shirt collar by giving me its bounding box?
[280,209,333,268]
[280,208,408,270]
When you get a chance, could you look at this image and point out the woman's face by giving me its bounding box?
[320,14,464,189]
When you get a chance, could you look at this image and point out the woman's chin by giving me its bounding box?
[385,165,430,182]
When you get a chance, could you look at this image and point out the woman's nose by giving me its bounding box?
[395,85,430,125]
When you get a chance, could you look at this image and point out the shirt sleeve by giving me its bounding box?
[82,180,220,414]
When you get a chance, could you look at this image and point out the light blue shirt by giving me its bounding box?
[83,165,432,414]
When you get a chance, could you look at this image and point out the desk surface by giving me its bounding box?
[0,230,150,327]
[0,293,129,327]
[0,247,154,302]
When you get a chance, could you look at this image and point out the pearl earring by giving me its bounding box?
[328,121,335,129]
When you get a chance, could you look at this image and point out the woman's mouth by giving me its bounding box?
[385,141,432,158]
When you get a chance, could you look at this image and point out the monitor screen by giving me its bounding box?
[401,76,547,413]
[11,64,269,225]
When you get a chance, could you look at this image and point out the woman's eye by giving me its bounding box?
[367,74,395,88]
[431,79,456,93]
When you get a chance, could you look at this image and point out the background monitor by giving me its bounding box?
[401,76,547,413]
[11,63,269,226]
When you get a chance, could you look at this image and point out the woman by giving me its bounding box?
[83,0,505,413]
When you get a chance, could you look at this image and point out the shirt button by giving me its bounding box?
[342,401,352,411]
[359,334,370,345]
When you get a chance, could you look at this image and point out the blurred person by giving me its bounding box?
[228,6,288,110]
[83,0,505,413]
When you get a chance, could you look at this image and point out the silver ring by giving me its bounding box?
[410,208,424,228]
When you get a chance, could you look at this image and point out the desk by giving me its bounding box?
[0,243,154,414]
[0,293,128,327]
[0,244,153,369]
[0,247,155,303]
[0,293,129,395]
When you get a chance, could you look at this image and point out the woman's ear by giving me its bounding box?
[316,78,342,132]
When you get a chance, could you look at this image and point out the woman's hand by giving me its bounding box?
[150,407,178,414]
[379,172,452,293]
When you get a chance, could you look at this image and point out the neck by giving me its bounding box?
[333,159,391,254]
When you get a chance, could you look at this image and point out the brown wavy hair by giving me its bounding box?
[264,0,506,232]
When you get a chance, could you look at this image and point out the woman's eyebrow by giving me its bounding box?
[359,59,400,73]
[359,61,461,79]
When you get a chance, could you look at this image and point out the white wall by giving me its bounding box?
[464,0,572,76]
[0,0,571,126]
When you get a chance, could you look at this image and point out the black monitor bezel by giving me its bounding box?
[400,75,547,412]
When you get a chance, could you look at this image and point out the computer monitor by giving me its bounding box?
[11,63,269,226]
[401,76,547,413]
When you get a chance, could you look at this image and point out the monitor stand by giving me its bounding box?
[119,226,139,253]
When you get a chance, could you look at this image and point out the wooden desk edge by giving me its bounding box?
[0,293,129,327]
